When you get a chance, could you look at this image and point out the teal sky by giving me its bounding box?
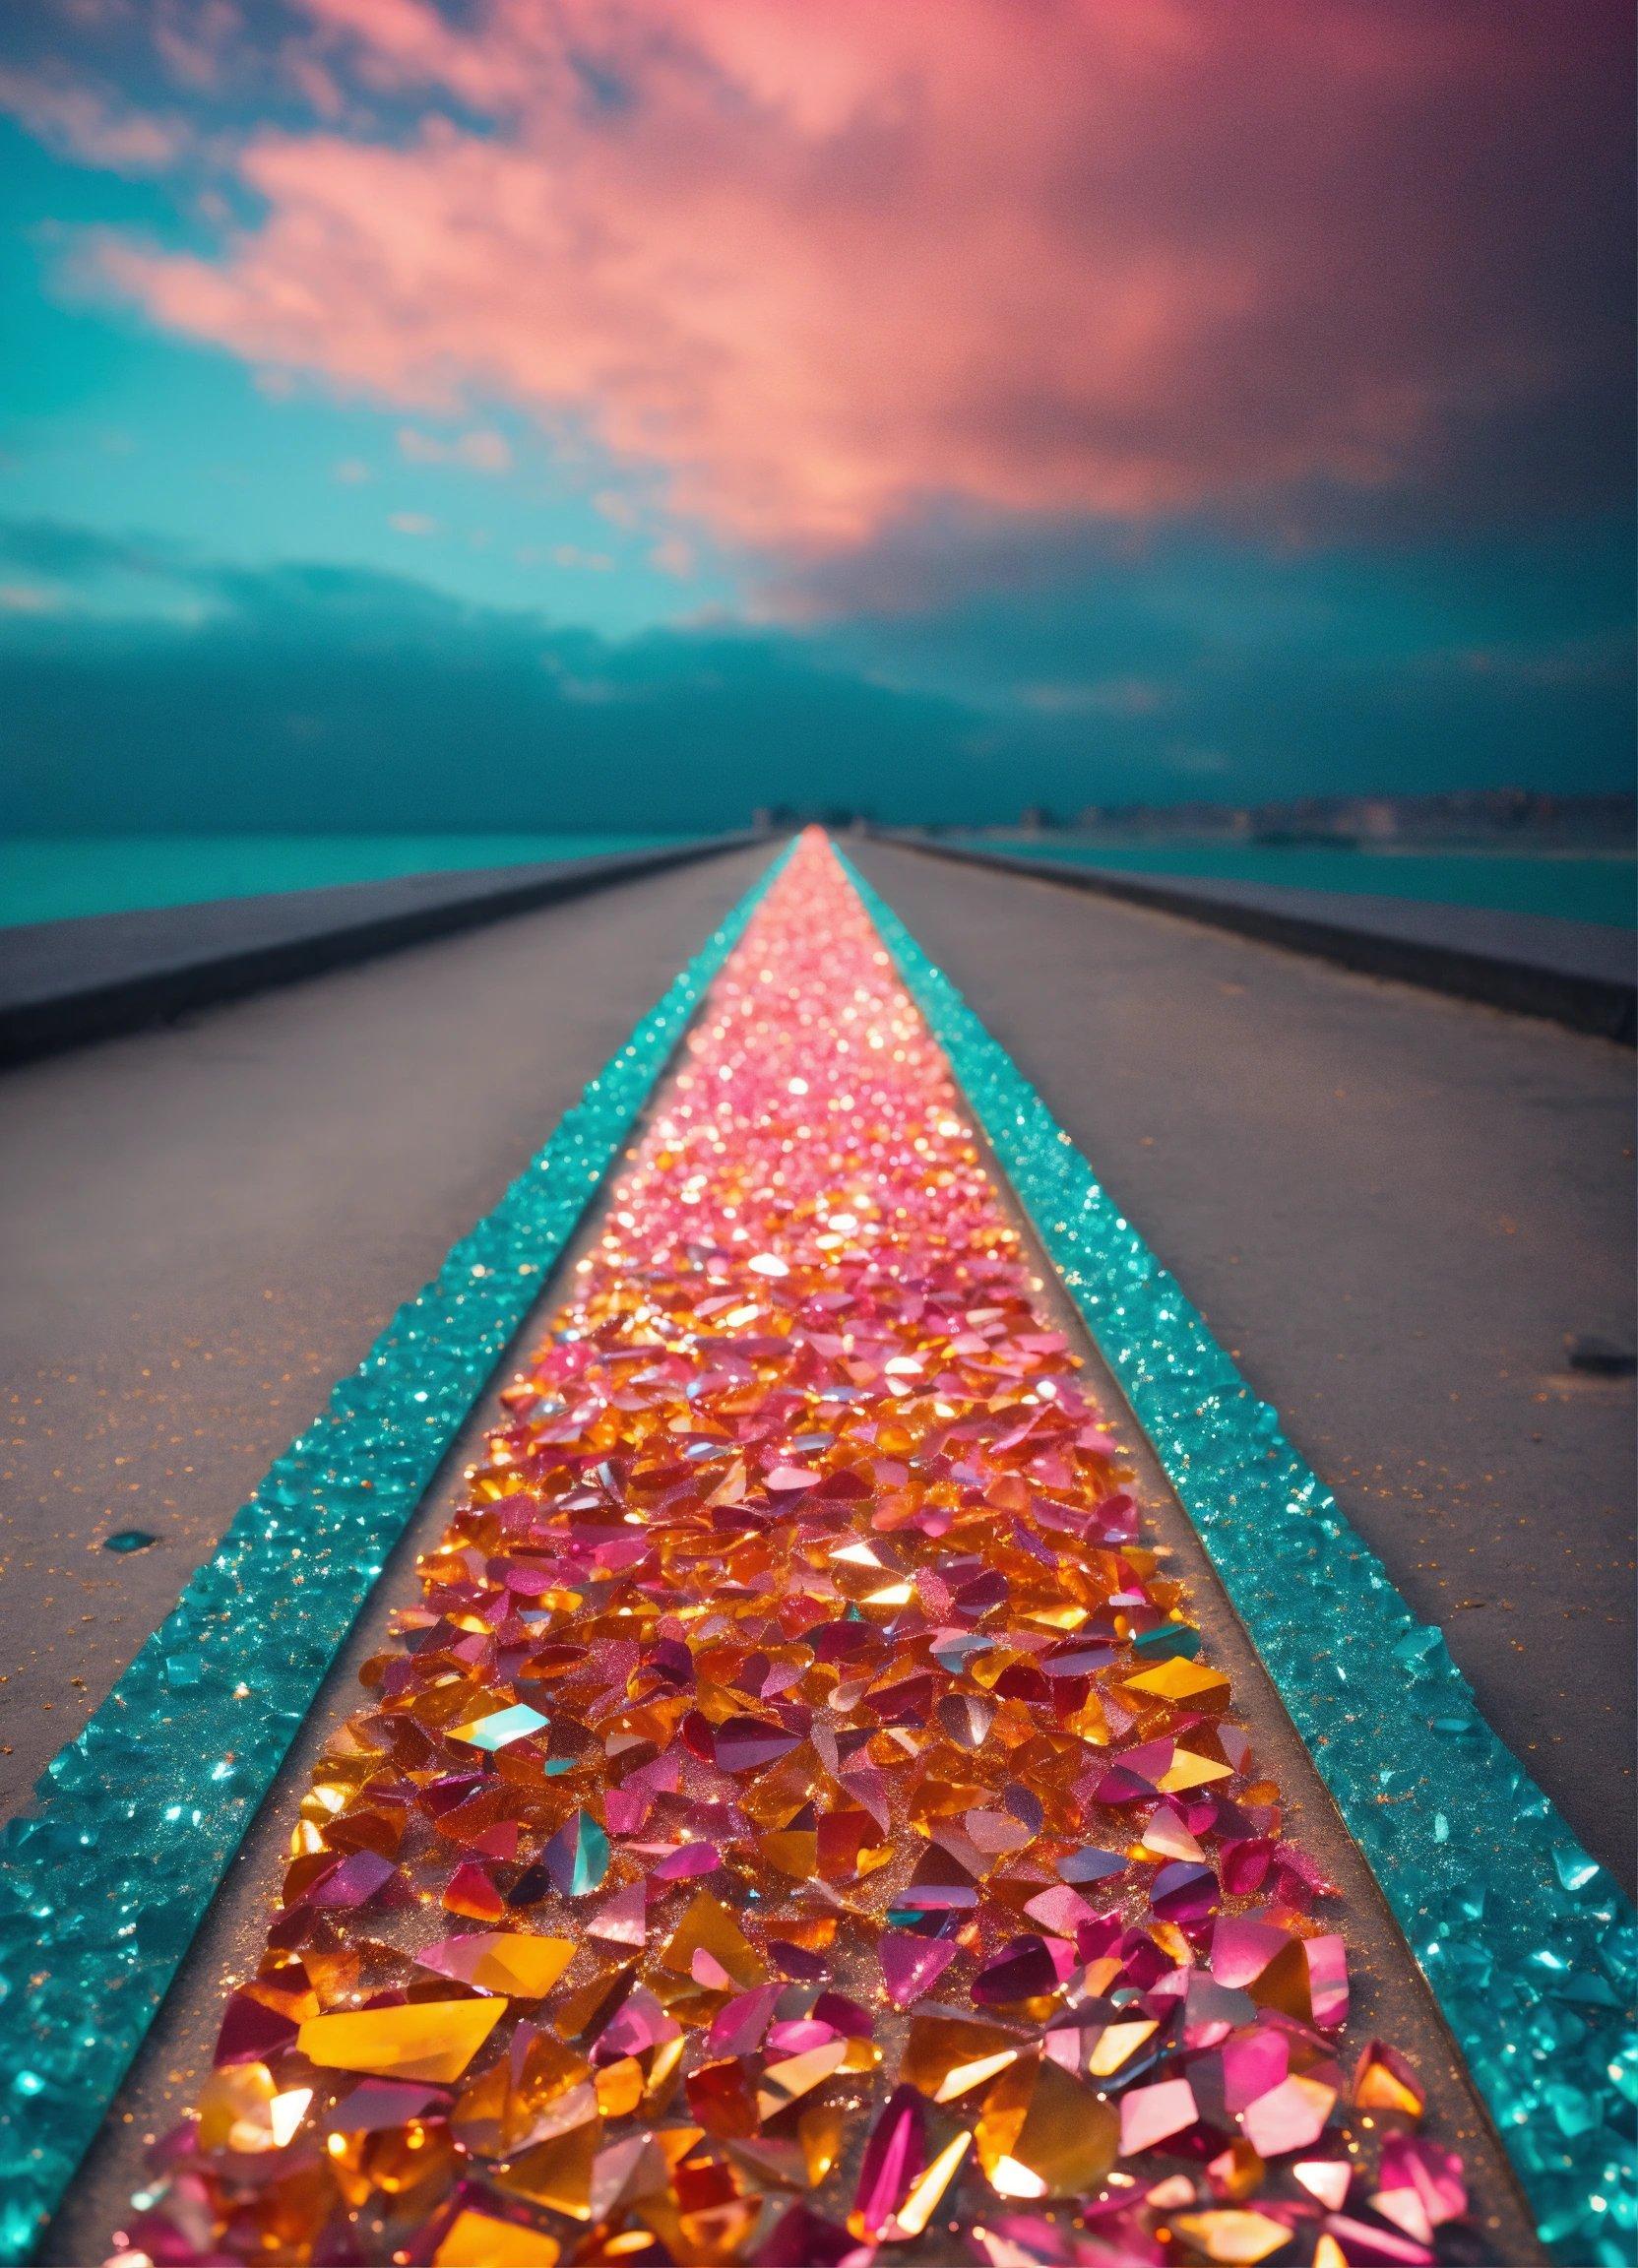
[1,123,733,634]
[0,2,1631,831]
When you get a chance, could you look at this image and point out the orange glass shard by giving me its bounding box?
[194,2063,311,2154]
[432,2210,561,2266]
[798,2100,847,2187]
[495,2120,602,2220]
[1354,2037,1427,2119]
[658,1891,768,1990]
[1171,2208,1295,2263]
[975,2055,1119,2198]
[903,2012,1024,2104]
[452,2030,594,2158]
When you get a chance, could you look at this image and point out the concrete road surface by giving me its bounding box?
[852,842,1636,1889]
[0,845,773,1818]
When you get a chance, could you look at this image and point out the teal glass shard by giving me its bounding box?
[544,1807,610,1898]
[451,1702,549,1752]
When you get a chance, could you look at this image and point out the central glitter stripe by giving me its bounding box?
[120,833,1478,2268]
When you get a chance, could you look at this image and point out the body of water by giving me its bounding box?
[0,834,682,929]
[7,832,1633,933]
[954,838,1637,929]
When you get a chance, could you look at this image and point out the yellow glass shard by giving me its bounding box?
[1213,2139,1266,2202]
[1087,2018,1160,2077]
[1169,2209,1294,2263]
[298,1997,506,2083]
[755,2040,850,2119]
[892,2129,974,2237]
[1247,1935,1313,2023]
[430,1933,576,1997]
[1122,1658,1230,1704]
[1354,2048,1426,2119]
[194,2063,310,2155]
[1157,1747,1233,1792]
[595,2058,647,2118]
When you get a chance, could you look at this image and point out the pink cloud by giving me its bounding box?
[153,2,246,94]
[0,65,187,173]
[51,1,1638,556]
[398,425,512,472]
[0,584,67,615]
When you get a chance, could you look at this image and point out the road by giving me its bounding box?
[0,844,773,1817]
[2,834,1631,1888]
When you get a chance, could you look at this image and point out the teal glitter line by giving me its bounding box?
[0,849,782,2265]
[843,850,1636,2268]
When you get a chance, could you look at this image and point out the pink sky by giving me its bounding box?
[24,0,1624,565]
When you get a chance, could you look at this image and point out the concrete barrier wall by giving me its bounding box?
[878,833,1635,1042]
[0,835,767,1066]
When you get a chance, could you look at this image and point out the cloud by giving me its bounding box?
[651,535,697,580]
[0,64,188,173]
[0,543,990,831]
[1023,678,1173,719]
[153,1,246,95]
[398,425,512,472]
[0,519,1629,832]
[40,0,1630,562]
[0,515,184,582]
